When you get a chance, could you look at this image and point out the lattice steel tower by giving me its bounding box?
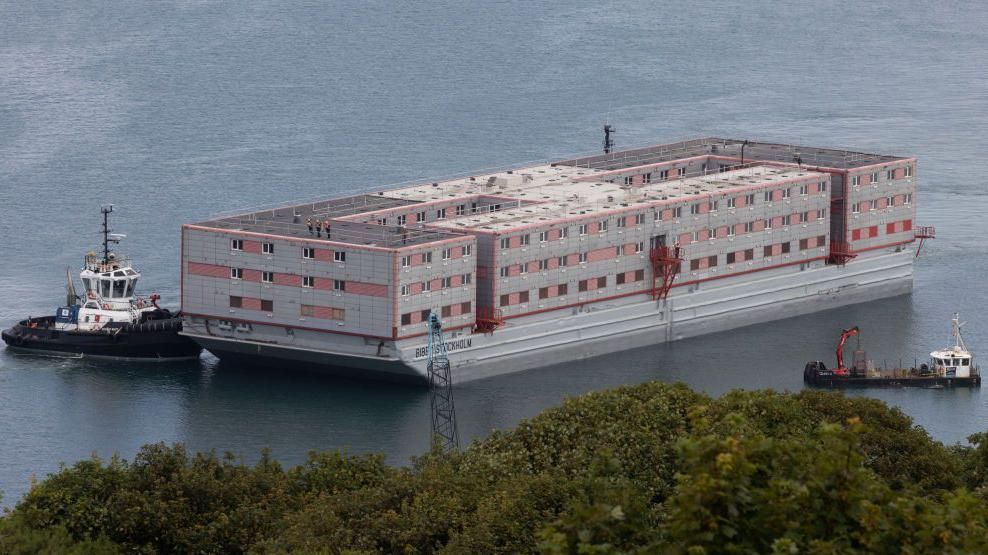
[427,312,459,452]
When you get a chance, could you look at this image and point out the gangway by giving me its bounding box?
[427,313,459,452]
[649,245,683,301]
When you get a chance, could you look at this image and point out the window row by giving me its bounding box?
[851,219,913,241]
[850,194,912,213]
[498,244,646,277]
[229,268,346,290]
[400,273,473,296]
[400,302,473,325]
[681,212,826,244]
[231,239,348,262]
[399,244,473,267]
[376,202,507,226]
[850,165,913,186]
[687,237,826,271]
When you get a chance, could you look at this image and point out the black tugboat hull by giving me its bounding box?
[2,318,202,360]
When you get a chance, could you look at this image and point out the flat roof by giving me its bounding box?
[192,136,908,244]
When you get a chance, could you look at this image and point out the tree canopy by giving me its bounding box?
[2,382,987,554]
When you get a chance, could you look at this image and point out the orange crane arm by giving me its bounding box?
[835,326,860,374]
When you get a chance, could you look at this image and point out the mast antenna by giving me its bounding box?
[427,312,459,452]
[100,204,121,264]
[603,124,616,154]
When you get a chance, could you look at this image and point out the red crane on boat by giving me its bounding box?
[834,326,860,376]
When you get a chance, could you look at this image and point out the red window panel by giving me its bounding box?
[852,229,862,241]
[886,223,897,235]
[868,226,879,238]
[903,219,913,232]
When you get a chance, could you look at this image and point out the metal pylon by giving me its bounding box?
[427,313,459,452]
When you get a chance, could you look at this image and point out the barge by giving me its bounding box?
[804,315,980,388]
[178,137,929,383]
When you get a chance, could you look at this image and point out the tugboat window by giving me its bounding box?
[113,280,126,297]
[100,280,111,297]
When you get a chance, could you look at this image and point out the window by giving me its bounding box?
[616,273,626,285]
[672,207,682,219]
[659,169,669,180]
[262,271,274,283]
[820,182,827,192]
[727,225,735,237]
[462,273,472,284]
[904,193,912,204]
[764,191,773,202]
[578,279,588,292]
[460,302,471,314]
[519,262,528,275]
[579,224,588,236]
[743,221,753,233]
[871,171,879,183]
[401,255,411,267]
[302,247,314,259]
[643,172,651,184]
[442,277,452,289]
[727,197,736,209]
[442,248,451,260]
[559,227,569,238]
[401,313,411,325]
[261,299,273,312]
[691,231,700,243]
[231,267,243,279]
[869,199,878,211]
[852,175,860,186]
[690,203,701,215]
[437,208,446,219]
[782,215,791,226]
[500,237,510,249]
[782,188,791,199]
[905,165,913,177]
[617,217,626,228]
[800,211,809,223]
[624,175,633,185]
[330,307,345,320]
[400,284,409,296]
[229,295,242,308]
[886,169,894,180]
[231,239,243,251]
[764,218,773,230]
[262,242,274,254]
[799,184,808,195]
[635,241,644,253]
[302,305,315,317]
[423,280,431,292]
[463,244,473,256]
[745,248,754,260]
[500,294,510,306]
[708,255,718,267]
[397,214,406,226]
[535,259,547,271]
[303,276,315,288]
[598,220,608,232]
[456,204,465,216]
[635,213,644,225]
[539,231,549,243]
[377,218,387,226]
[852,202,860,214]
[519,291,530,303]
[707,228,715,239]
[677,167,686,177]
[520,234,531,246]
[615,245,624,256]
[634,269,644,281]
[708,200,718,212]
[334,251,346,262]
[690,259,701,271]
[727,252,736,264]
[800,238,809,250]
[886,196,894,208]
[819,209,827,220]
[424,252,433,264]
[442,305,452,318]
[596,276,607,288]
[764,245,773,257]
[538,287,549,300]
[417,211,426,222]
[558,256,568,267]
[500,266,510,278]
[781,242,791,254]
[558,283,568,295]
[745,193,755,206]
[333,280,345,292]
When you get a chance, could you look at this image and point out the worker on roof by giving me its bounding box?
[306,217,313,235]
[315,219,322,238]
[323,219,331,239]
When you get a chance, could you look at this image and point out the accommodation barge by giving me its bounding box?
[180,137,927,383]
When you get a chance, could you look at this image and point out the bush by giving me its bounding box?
[2,383,987,554]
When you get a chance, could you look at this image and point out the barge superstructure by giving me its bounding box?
[180,137,925,383]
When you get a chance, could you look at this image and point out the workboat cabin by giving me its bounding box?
[930,316,975,378]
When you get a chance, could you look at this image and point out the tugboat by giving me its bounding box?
[804,314,980,388]
[1,206,202,360]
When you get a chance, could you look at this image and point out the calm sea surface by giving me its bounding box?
[2,1,988,504]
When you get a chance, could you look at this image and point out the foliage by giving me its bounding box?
[3,382,988,554]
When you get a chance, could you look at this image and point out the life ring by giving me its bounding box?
[13,334,25,346]
[94,315,101,323]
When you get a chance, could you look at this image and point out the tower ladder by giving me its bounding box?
[427,312,459,452]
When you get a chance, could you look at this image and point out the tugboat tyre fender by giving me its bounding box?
[13,334,25,346]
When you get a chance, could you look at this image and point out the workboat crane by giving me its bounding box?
[427,313,459,452]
